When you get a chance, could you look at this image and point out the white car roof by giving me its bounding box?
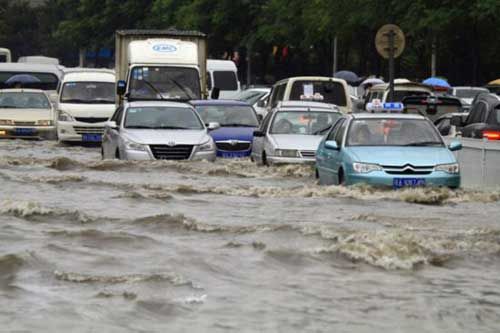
[62,70,115,83]
[453,86,488,90]
[125,100,193,109]
[207,59,237,71]
[351,113,426,120]
[277,101,340,111]
[0,88,47,94]
[0,63,64,76]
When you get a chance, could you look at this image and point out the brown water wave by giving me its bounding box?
[0,200,96,223]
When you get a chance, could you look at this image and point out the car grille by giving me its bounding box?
[75,117,109,123]
[73,126,104,135]
[216,141,251,151]
[149,145,193,160]
[300,150,316,158]
[14,121,36,126]
[382,164,434,175]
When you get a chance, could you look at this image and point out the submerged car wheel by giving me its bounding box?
[101,147,105,160]
[338,168,345,186]
[115,149,120,160]
[315,168,319,179]
[262,151,268,166]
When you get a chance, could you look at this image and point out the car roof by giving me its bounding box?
[0,88,46,94]
[277,101,340,111]
[350,113,426,120]
[125,100,194,108]
[0,63,64,76]
[274,76,347,85]
[190,99,251,106]
[453,86,489,90]
[62,71,115,82]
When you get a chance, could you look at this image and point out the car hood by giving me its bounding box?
[122,129,210,145]
[59,103,116,117]
[347,146,456,166]
[270,134,323,151]
[210,126,256,142]
[0,108,53,121]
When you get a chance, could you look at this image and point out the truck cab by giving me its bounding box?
[115,30,208,104]
[207,59,240,100]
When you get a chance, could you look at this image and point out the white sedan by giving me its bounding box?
[0,89,57,140]
[251,101,342,165]
[102,101,218,161]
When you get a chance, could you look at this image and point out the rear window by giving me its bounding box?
[289,80,347,106]
[0,72,59,90]
[213,71,238,91]
[487,107,500,126]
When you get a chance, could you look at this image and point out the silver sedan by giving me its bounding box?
[102,101,218,161]
[251,101,342,165]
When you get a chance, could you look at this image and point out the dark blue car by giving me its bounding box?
[191,100,260,158]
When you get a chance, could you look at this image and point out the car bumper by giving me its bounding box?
[58,121,105,142]
[0,126,57,140]
[123,149,216,162]
[346,171,461,188]
[267,156,315,165]
[217,149,252,158]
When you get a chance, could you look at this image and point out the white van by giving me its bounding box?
[56,68,116,143]
[207,59,240,99]
[266,76,352,114]
[0,63,63,95]
[0,48,11,63]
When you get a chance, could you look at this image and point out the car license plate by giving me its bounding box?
[220,152,245,158]
[393,178,426,189]
[15,128,35,136]
[82,133,102,142]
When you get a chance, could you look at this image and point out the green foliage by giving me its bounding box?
[0,0,499,84]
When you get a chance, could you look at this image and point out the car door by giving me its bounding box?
[252,111,272,163]
[317,119,346,184]
[462,101,487,138]
[103,106,123,158]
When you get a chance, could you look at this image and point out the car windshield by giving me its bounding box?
[0,92,50,109]
[455,89,488,99]
[236,90,268,105]
[270,111,341,135]
[195,105,259,127]
[124,106,204,130]
[346,118,444,147]
[129,66,201,100]
[289,80,347,106]
[61,82,115,104]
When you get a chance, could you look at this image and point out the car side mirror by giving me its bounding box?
[211,87,220,100]
[105,120,118,130]
[49,93,59,104]
[324,140,339,150]
[450,115,463,127]
[253,130,265,137]
[257,99,267,108]
[257,114,263,123]
[207,122,220,131]
[117,80,127,96]
[448,141,462,151]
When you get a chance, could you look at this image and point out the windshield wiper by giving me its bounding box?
[61,99,88,104]
[220,123,257,127]
[152,126,193,130]
[126,126,155,129]
[167,78,196,100]
[404,141,443,146]
[140,80,165,100]
[313,125,333,135]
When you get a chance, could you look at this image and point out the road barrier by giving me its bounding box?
[446,137,500,189]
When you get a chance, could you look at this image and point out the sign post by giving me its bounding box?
[375,24,405,102]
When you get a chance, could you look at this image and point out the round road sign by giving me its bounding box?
[375,24,405,59]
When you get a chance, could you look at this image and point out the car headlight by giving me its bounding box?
[275,149,299,158]
[124,140,147,152]
[198,140,215,152]
[37,120,54,126]
[0,119,14,125]
[353,162,383,173]
[58,111,74,122]
[435,163,459,174]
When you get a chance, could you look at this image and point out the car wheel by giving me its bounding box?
[115,149,120,160]
[262,151,268,166]
[338,168,345,186]
[315,168,319,179]
[101,147,105,160]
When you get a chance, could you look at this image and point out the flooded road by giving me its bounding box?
[1,140,500,332]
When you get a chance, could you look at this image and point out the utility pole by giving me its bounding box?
[333,35,338,76]
[431,37,437,77]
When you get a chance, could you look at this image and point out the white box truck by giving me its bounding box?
[115,29,208,104]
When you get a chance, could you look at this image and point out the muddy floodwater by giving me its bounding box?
[0,140,500,332]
